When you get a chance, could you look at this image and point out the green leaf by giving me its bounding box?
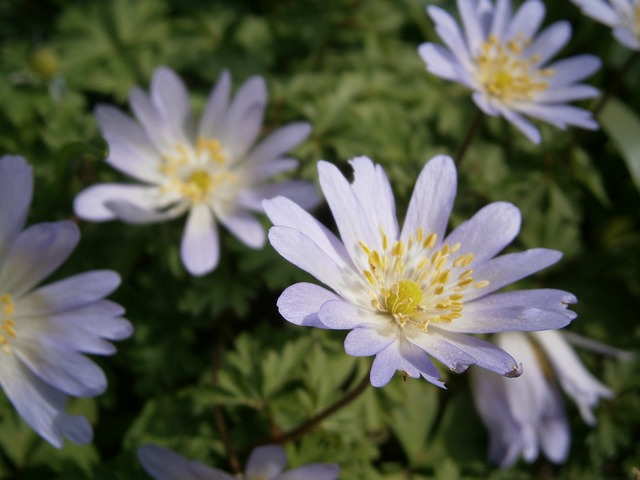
[598,97,640,192]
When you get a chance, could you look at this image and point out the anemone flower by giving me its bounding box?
[572,0,640,51]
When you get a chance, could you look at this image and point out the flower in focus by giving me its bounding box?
[571,0,640,51]
[418,0,601,143]
[0,155,132,447]
[264,155,577,388]
[138,444,340,480]
[74,66,318,276]
[470,330,614,467]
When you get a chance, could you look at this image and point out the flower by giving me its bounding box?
[138,444,340,480]
[0,155,132,447]
[264,155,577,388]
[418,0,601,144]
[470,330,614,467]
[74,66,318,276]
[571,0,640,51]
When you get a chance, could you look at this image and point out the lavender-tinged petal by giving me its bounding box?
[613,26,640,50]
[277,463,340,480]
[318,299,369,330]
[129,87,173,152]
[246,122,311,165]
[0,221,79,296]
[400,340,445,387]
[433,329,521,377]
[537,84,600,103]
[268,226,349,294]
[277,283,340,328]
[14,342,106,397]
[525,22,571,66]
[490,0,512,39]
[571,0,618,26]
[418,43,460,82]
[406,331,477,373]
[220,77,267,158]
[468,289,577,314]
[533,330,613,425]
[547,55,602,88]
[538,388,570,464]
[401,155,457,243]
[218,210,265,249]
[74,184,164,222]
[21,270,121,315]
[198,70,232,139]
[506,0,546,40]
[264,197,351,268]
[105,197,185,225]
[249,158,299,183]
[465,248,562,301]
[245,181,320,211]
[0,156,32,259]
[445,202,521,262]
[501,107,542,143]
[180,204,219,276]
[457,0,487,54]
[562,330,634,361]
[317,161,379,257]
[344,326,395,356]
[349,156,398,241]
[151,67,194,145]
[370,342,413,387]
[472,91,501,116]
[427,6,472,67]
[138,445,231,480]
[518,103,598,130]
[245,445,287,478]
[0,356,91,448]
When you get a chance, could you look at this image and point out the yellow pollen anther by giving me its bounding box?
[475,33,553,103]
[1,294,17,355]
[196,137,226,164]
[385,280,423,316]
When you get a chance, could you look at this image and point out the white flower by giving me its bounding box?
[264,155,577,388]
[419,0,601,143]
[138,444,340,480]
[571,0,640,50]
[0,155,132,447]
[74,67,318,276]
[471,330,613,467]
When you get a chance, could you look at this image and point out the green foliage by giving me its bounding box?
[0,0,639,479]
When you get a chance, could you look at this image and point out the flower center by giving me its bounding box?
[360,228,489,331]
[160,136,238,204]
[475,34,553,103]
[0,294,17,355]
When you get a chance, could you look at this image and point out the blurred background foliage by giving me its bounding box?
[0,0,639,478]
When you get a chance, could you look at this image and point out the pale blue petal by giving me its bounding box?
[418,43,460,82]
[129,87,173,152]
[218,210,265,249]
[490,0,512,39]
[138,445,231,480]
[507,0,545,40]
[537,84,600,103]
[246,122,311,166]
[74,184,166,222]
[400,340,445,387]
[0,221,79,296]
[457,0,486,55]
[0,156,32,261]
[613,26,640,50]
[500,107,542,143]
[406,331,476,373]
[442,305,574,333]
[525,22,571,66]
[518,103,598,130]
[198,70,232,138]
[318,299,368,330]
[151,66,194,145]
[246,181,320,211]
[547,55,602,88]
[427,5,471,67]
[245,445,286,478]
[401,155,457,243]
[444,202,520,263]
[277,283,340,328]
[105,197,186,224]
[344,326,394,356]
[370,342,407,387]
[571,0,618,25]
[181,204,219,276]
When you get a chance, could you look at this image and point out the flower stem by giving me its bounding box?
[272,369,371,444]
[455,110,484,167]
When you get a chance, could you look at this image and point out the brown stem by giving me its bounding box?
[455,109,484,168]
[272,369,371,444]
[212,345,241,475]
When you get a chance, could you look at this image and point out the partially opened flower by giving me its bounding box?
[571,0,640,51]
[74,66,317,276]
[264,155,576,388]
[138,444,340,480]
[0,155,132,447]
[418,0,601,143]
[470,330,614,467]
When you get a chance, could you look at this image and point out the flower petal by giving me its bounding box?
[277,283,340,328]
[245,445,287,478]
[246,122,311,166]
[525,21,571,66]
[444,202,521,263]
[105,197,186,225]
[199,70,232,139]
[151,67,194,145]
[318,299,369,330]
[344,326,394,356]
[138,445,231,480]
[180,204,219,276]
[244,181,320,211]
[0,155,32,260]
[507,0,545,40]
[401,155,457,243]
[0,221,79,296]
[74,183,166,222]
[418,43,460,82]
[218,210,265,249]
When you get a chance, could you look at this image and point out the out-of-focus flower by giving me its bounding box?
[471,330,614,467]
[264,155,576,388]
[0,155,131,448]
[74,67,318,276]
[418,0,601,143]
[138,444,340,480]
[571,0,640,51]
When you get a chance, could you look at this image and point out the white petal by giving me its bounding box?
[457,0,487,55]
[407,330,477,373]
[518,103,598,131]
[0,155,32,261]
[105,197,186,224]
[318,299,368,330]
[401,155,457,243]
[525,22,571,66]
[138,445,231,480]
[151,67,194,145]
[501,107,542,143]
[427,5,472,67]
[218,210,264,248]
[418,43,461,82]
[547,55,602,88]
[73,183,163,222]
[490,0,512,39]
[445,202,520,263]
[199,70,232,139]
[129,87,173,152]
[344,326,394,356]
[180,204,219,276]
[246,122,311,165]
[277,283,340,328]
[571,0,618,26]
[507,0,545,40]
[245,445,286,478]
